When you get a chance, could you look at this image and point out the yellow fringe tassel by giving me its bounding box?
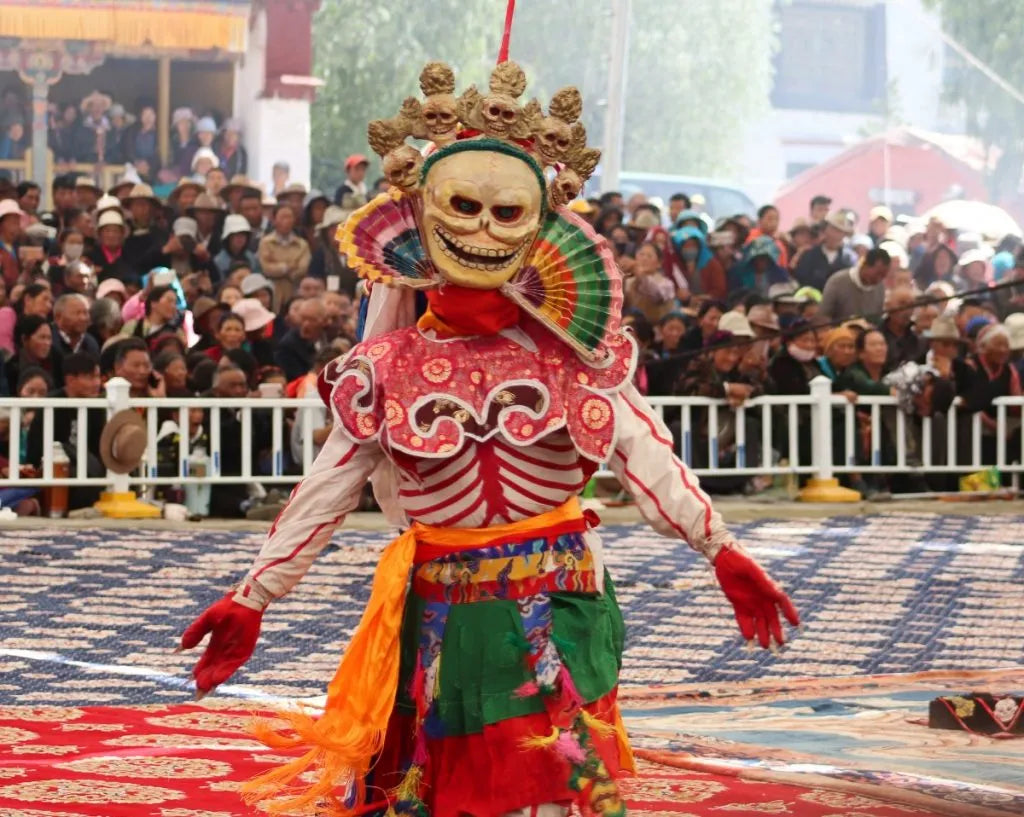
[520,726,561,751]
[395,764,424,800]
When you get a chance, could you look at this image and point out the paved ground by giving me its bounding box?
[2,508,1022,707]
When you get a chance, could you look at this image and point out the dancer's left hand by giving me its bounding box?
[714,547,799,650]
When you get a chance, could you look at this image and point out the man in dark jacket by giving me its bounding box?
[794,211,858,292]
[274,298,326,381]
[52,293,101,360]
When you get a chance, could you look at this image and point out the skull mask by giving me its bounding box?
[479,95,521,139]
[382,145,423,192]
[422,95,459,146]
[549,168,583,209]
[421,148,543,289]
[536,116,573,166]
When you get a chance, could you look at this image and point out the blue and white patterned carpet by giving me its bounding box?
[1,512,1022,706]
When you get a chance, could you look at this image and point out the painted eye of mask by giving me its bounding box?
[491,205,523,223]
[451,195,482,216]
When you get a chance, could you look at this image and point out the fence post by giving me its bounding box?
[92,377,161,519]
[797,376,861,502]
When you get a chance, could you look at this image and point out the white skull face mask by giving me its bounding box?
[421,148,543,289]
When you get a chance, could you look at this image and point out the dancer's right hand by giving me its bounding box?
[178,593,264,698]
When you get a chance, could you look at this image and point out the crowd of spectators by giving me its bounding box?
[0,150,383,518]
[2,138,1024,515]
[571,190,1024,499]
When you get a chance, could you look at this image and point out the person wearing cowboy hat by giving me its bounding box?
[222,175,260,215]
[307,204,356,294]
[188,193,226,259]
[122,183,168,271]
[86,209,139,287]
[275,182,308,221]
[793,209,858,292]
[73,90,112,163]
[74,175,102,212]
[167,178,204,216]
[214,214,260,283]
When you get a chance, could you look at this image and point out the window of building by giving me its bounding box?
[772,1,887,113]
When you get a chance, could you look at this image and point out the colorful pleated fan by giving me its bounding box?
[502,209,623,360]
[335,191,436,286]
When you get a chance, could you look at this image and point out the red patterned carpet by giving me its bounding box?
[0,703,951,817]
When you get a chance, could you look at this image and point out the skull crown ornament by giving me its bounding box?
[364,59,601,210]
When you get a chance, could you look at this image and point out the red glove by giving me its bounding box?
[714,547,799,650]
[178,593,263,697]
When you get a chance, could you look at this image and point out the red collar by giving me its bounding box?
[419,284,520,337]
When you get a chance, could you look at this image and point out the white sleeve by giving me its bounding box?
[608,384,734,561]
[234,425,384,608]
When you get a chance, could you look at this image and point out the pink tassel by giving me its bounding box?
[412,728,428,766]
[515,681,541,698]
[558,666,585,712]
[410,661,426,718]
[554,730,587,766]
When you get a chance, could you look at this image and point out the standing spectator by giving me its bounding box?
[787,219,815,274]
[334,154,369,205]
[73,91,112,163]
[122,103,159,176]
[669,225,710,300]
[867,206,893,247]
[190,148,219,182]
[0,118,25,160]
[913,244,958,289]
[188,193,224,259]
[809,195,831,224]
[308,205,356,294]
[169,107,194,172]
[680,299,725,354]
[818,248,891,322]
[178,115,217,177]
[952,248,991,297]
[217,118,247,177]
[958,323,1021,467]
[207,365,254,518]
[258,204,311,308]
[667,193,690,226]
[270,160,290,197]
[794,211,857,292]
[74,176,101,212]
[745,205,789,269]
[46,175,78,231]
[238,189,268,251]
[623,241,675,324]
[699,230,733,300]
[48,103,80,164]
[52,293,99,359]
[881,286,925,368]
[0,198,22,289]
[274,299,326,381]
[644,311,688,396]
[276,183,308,221]
[302,191,330,245]
[6,314,61,388]
[105,104,130,164]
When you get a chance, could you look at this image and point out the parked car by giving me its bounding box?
[585,171,757,221]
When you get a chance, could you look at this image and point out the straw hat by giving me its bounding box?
[276,182,308,200]
[316,205,350,231]
[717,311,755,338]
[825,210,854,235]
[223,175,260,198]
[240,272,274,297]
[1003,313,1024,351]
[96,194,124,216]
[232,297,276,332]
[167,178,204,203]
[188,193,224,215]
[75,176,102,195]
[124,183,162,207]
[80,90,113,113]
[99,409,148,474]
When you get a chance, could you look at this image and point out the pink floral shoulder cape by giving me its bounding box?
[318,318,637,462]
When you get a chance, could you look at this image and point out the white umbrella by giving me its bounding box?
[922,200,1022,241]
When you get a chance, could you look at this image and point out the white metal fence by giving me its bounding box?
[1,376,1021,500]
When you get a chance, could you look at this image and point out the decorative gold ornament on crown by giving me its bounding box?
[365,59,601,206]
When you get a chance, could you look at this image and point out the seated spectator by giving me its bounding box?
[275,298,326,381]
[1,282,53,357]
[112,336,164,398]
[290,347,338,466]
[207,364,252,518]
[952,248,992,299]
[308,205,357,296]
[87,296,124,352]
[203,313,246,363]
[624,241,676,324]
[881,286,925,368]
[669,225,710,300]
[815,327,858,387]
[88,209,138,287]
[214,215,259,283]
[675,328,764,492]
[699,230,732,300]
[122,285,186,354]
[153,350,190,397]
[646,311,689,396]
[232,297,277,366]
[958,323,1021,466]
[6,315,61,389]
[25,351,104,510]
[819,247,890,322]
[680,299,724,354]
[768,319,820,396]
[728,236,790,298]
[835,329,892,397]
[0,198,23,289]
[218,284,243,307]
[52,293,99,360]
